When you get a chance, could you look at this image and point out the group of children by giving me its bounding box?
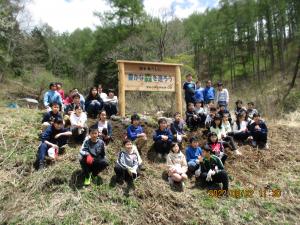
[36,78,269,193]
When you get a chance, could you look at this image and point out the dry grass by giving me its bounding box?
[0,106,300,224]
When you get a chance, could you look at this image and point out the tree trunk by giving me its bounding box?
[282,47,300,100]
[265,7,275,70]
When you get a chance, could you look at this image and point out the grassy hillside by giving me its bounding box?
[0,69,300,224]
[0,106,299,224]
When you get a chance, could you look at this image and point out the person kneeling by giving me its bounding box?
[199,145,229,193]
[114,139,141,184]
[166,143,188,189]
[37,118,72,170]
[79,127,109,186]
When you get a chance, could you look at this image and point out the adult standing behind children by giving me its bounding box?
[215,82,229,109]
[43,82,63,111]
[203,80,215,104]
[183,74,196,108]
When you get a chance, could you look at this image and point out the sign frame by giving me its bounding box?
[117,60,183,117]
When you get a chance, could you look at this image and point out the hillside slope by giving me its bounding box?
[0,107,299,225]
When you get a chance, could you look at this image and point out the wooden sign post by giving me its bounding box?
[117,60,183,117]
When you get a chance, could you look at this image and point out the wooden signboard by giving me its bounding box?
[117,60,183,117]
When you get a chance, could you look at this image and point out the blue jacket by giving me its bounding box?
[204,87,215,101]
[153,128,173,143]
[127,125,144,141]
[195,87,204,102]
[185,146,202,163]
[43,90,63,107]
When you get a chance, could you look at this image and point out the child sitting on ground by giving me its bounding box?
[218,104,232,125]
[199,144,229,192]
[85,87,104,119]
[248,113,269,149]
[127,114,147,151]
[205,106,217,129]
[70,105,87,143]
[153,118,173,159]
[42,102,62,130]
[79,127,109,186]
[43,82,63,111]
[103,89,118,118]
[234,100,247,117]
[93,110,113,145]
[232,112,251,143]
[247,102,259,120]
[207,132,227,164]
[170,112,188,145]
[210,115,241,155]
[185,137,202,176]
[166,142,188,189]
[186,102,199,131]
[194,100,207,127]
[126,114,146,169]
[36,118,72,170]
[114,139,141,184]
[222,113,233,136]
[64,93,85,116]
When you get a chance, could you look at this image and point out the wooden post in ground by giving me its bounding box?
[118,62,126,117]
[175,65,183,115]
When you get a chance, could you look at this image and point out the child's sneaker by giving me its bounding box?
[264,143,269,150]
[84,173,92,186]
[168,177,174,185]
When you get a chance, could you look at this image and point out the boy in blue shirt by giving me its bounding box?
[203,80,215,104]
[185,137,202,175]
[127,114,147,168]
[195,80,204,103]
